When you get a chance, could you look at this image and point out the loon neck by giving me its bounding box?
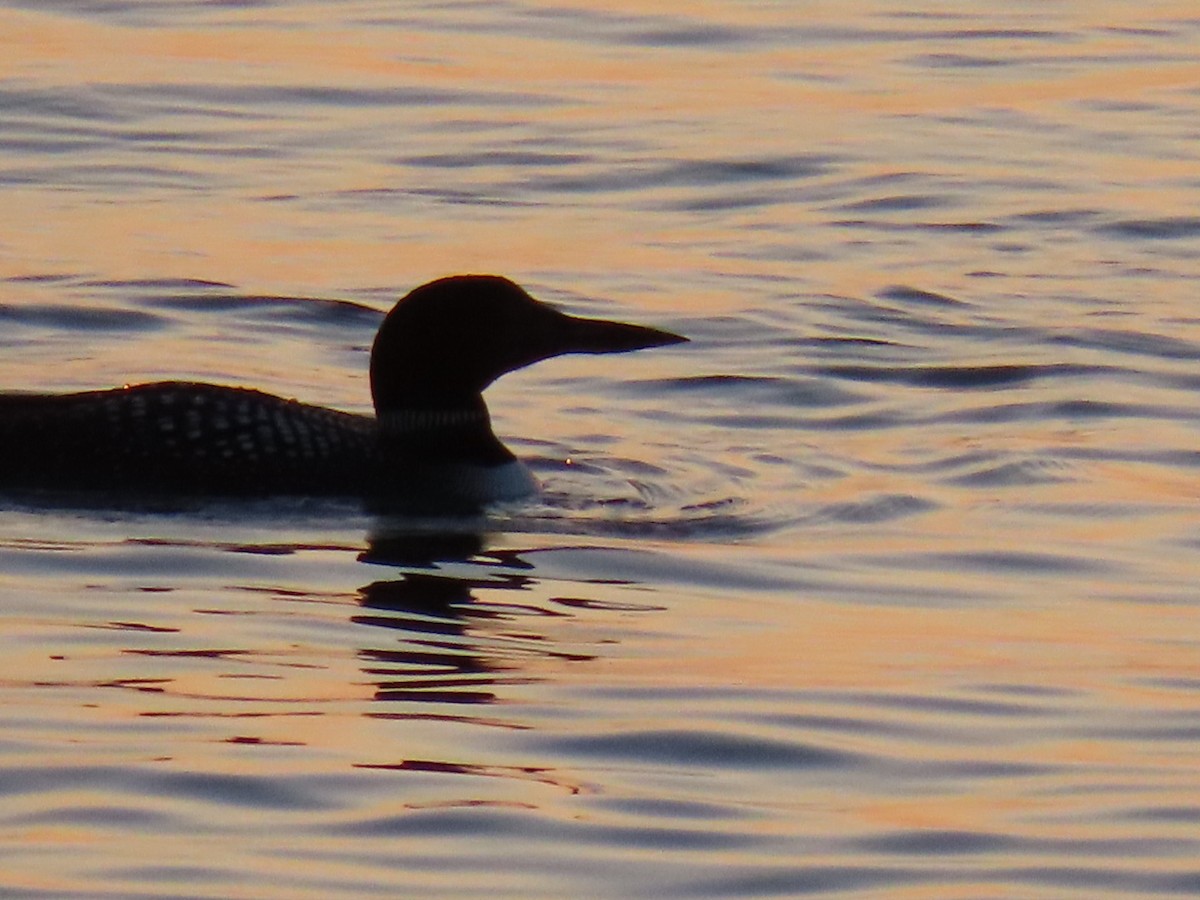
[376,396,515,465]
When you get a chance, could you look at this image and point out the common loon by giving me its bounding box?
[0,275,686,508]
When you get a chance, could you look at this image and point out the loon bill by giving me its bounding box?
[0,274,687,508]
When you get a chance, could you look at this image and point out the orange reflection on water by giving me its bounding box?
[4,0,1199,306]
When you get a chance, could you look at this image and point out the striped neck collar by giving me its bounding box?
[375,403,514,465]
[377,406,491,436]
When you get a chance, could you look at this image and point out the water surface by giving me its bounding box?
[1,1,1199,897]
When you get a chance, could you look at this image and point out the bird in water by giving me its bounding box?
[0,275,687,509]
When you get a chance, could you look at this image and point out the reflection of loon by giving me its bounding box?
[0,275,686,507]
[357,533,597,706]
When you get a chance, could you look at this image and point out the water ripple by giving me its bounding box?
[1097,216,1200,240]
[536,728,861,770]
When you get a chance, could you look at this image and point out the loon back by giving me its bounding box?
[0,275,686,507]
[0,383,376,496]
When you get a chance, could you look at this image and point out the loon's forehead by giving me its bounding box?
[387,282,555,334]
[409,273,523,299]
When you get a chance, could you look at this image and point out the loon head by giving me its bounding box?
[369,275,687,414]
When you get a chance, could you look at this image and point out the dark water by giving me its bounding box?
[1,2,1199,897]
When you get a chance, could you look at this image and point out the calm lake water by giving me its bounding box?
[2,1,1200,897]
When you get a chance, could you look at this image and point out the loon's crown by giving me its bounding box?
[369,275,686,412]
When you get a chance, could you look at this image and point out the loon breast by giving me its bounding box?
[0,274,686,508]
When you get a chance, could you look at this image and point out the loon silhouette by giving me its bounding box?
[0,275,686,508]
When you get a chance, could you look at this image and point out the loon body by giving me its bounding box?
[0,275,686,508]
